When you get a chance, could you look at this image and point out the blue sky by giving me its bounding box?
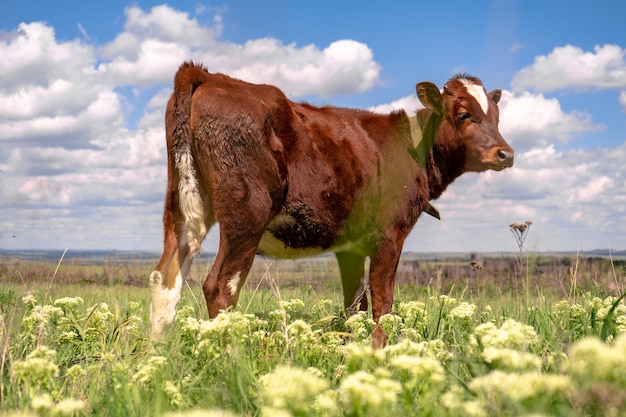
[1,1,625,254]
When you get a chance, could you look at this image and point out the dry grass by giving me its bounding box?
[2,251,624,303]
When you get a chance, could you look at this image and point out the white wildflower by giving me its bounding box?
[175,305,196,325]
[482,347,542,372]
[123,314,143,333]
[86,303,113,326]
[313,390,341,417]
[442,386,488,417]
[568,334,626,388]
[384,338,428,358]
[58,331,79,343]
[384,338,451,361]
[12,346,59,392]
[389,354,446,391]
[345,311,375,341]
[22,293,37,307]
[163,410,238,417]
[164,380,183,407]
[338,369,401,416]
[133,356,168,384]
[53,296,84,311]
[589,296,604,313]
[397,301,427,326]
[197,311,257,341]
[436,295,457,306]
[287,319,313,337]
[129,301,141,313]
[258,365,329,416]
[379,313,403,344]
[22,305,64,334]
[474,319,538,350]
[66,364,86,381]
[343,342,385,372]
[569,303,587,319]
[617,315,626,333]
[399,327,423,342]
[552,300,571,317]
[449,302,477,321]
[306,367,324,378]
[278,298,305,315]
[52,398,86,416]
[470,370,572,405]
[31,393,54,413]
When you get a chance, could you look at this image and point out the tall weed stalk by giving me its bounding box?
[510,221,532,307]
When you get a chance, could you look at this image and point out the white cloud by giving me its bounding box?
[407,142,626,252]
[99,5,221,61]
[568,175,612,203]
[98,38,189,86]
[0,87,124,148]
[498,90,601,151]
[17,177,72,205]
[368,95,423,115]
[95,5,381,94]
[511,44,626,93]
[199,38,381,97]
[0,22,123,149]
[0,22,94,89]
[0,79,74,118]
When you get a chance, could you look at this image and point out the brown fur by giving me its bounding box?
[150,62,514,347]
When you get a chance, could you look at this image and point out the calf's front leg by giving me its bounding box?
[368,232,405,348]
[336,251,369,314]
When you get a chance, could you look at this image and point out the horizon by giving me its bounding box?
[2,247,625,259]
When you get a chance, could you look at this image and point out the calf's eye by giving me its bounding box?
[457,112,471,121]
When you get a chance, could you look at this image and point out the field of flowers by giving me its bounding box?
[2,272,626,416]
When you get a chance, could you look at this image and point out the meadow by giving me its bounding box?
[1,249,626,417]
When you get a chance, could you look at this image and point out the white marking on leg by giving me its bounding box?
[228,272,242,296]
[149,270,184,340]
[459,78,489,115]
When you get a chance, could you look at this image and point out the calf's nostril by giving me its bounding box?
[497,149,513,161]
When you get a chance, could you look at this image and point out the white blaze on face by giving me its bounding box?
[459,78,489,115]
[228,272,242,296]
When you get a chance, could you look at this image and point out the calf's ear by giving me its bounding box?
[411,82,444,167]
[416,82,443,113]
[489,89,502,104]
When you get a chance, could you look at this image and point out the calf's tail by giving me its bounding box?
[169,61,212,251]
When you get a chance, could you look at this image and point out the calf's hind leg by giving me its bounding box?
[202,225,264,318]
[201,173,278,317]
[149,167,212,340]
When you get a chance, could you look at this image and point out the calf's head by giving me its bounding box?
[416,74,514,173]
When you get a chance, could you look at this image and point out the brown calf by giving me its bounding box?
[149,62,513,347]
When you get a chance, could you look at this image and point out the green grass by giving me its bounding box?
[2,255,626,416]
